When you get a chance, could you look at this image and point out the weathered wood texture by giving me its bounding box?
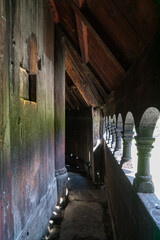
[112,0,160,44]
[75,14,89,63]
[66,57,98,107]
[73,0,85,8]
[54,0,79,47]
[54,25,65,171]
[47,0,60,23]
[65,72,89,110]
[0,1,64,239]
[84,0,145,70]
[65,33,106,103]
[0,2,13,239]
[53,0,159,103]
[69,0,125,91]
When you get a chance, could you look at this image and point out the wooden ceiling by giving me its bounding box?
[47,0,160,110]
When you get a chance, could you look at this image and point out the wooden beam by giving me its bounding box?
[67,0,125,75]
[73,0,85,8]
[65,90,76,109]
[66,83,84,109]
[75,14,89,63]
[66,58,98,107]
[66,72,89,108]
[74,88,89,107]
[47,0,60,23]
[64,33,107,102]
[112,0,159,44]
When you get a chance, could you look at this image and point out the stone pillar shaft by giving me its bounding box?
[133,136,154,193]
[121,132,133,164]
[107,125,112,147]
[111,126,116,150]
[115,129,122,151]
[110,122,116,151]
[105,123,109,142]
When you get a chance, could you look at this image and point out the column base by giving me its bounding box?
[55,167,68,199]
[133,174,154,193]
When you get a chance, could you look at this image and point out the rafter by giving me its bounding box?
[65,91,75,109]
[73,0,85,8]
[47,0,60,23]
[66,58,98,107]
[63,32,107,103]
[66,83,85,109]
[67,0,125,76]
[75,14,89,63]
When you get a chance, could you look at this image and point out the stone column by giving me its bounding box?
[115,128,122,152]
[121,132,133,165]
[105,123,109,142]
[114,128,122,161]
[133,136,155,193]
[111,123,116,151]
[107,124,112,147]
[54,25,68,199]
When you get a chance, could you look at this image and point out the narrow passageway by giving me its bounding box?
[59,168,114,240]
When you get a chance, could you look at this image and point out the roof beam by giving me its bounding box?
[65,92,75,109]
[73,0,85,8]
[63,32,107,103]
[75,14,89,63]
[66,83,85,109]
[47,0,60,23]
[67,0,125,75]
[65,58,98,107]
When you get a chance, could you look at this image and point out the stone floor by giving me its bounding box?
[59,169,114,240]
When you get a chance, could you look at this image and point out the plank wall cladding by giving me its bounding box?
[0,1,66,239]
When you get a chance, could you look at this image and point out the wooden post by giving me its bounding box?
[54,25,67,199]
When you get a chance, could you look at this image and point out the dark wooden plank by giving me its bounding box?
[74,86,90,108]
[84,0,145,69]
[112,0,160,44]
[54,25,65,170]
[68,0,125,76]
[73,0,85,8]
[66,90,77,109]
[75,14,89,63]
[66,72,89,108]
[47,0,60,23]
[64,32,107,101]
[66,58,98,107]
[66,83,84,109]
[54,0,79,47]
[0,15,13,240]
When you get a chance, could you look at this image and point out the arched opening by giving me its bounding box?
[134,107,160,193]
[151,117,160,199]
[140,108,160,198]
[122,112,137,178]
[138,107,160,137]
[117,113,123,129]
